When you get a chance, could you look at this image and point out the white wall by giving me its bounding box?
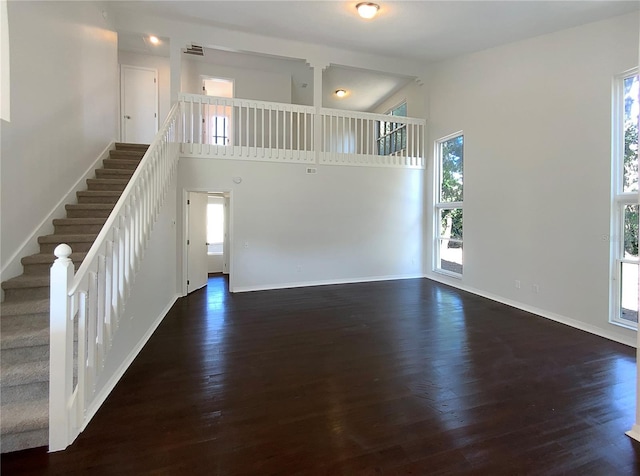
[426,12,639,346]
[118,50,170,124]
[372,80,426,119]
[181,57,292,103]
[1,1,118,277]
[178,159,424,292]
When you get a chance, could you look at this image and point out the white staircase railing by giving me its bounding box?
[179,93,426,168]
[180,93,316,163]
[49,102,180,451]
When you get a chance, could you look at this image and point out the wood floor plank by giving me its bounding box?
[2,276,640,474]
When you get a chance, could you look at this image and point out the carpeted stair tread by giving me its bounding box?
[115,142,149,150]
[39,233,98,244]
[1,275,49,290]
[96,168,135,179]
[102,158,140,170]
[66,203,115,211]
[1,400,48,435]
[1,315,48,351]
[0,299,49,317]
[76,190,122,205]
[52,218,107,226]
[21,252,87,266]
[109,150,146,160]
[1,360,49,387]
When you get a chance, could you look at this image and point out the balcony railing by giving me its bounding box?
[180,93,426,169]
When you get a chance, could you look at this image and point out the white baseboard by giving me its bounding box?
[425,273,636,348]
[1,141,116,290]
[626,425,640,442]
[231,274,424,293]
[79,293,179,435]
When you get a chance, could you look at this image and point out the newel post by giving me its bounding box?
[49,244,74,451]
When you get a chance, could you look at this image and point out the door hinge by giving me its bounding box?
[187,280,190,285]
[187,199,190,205]
[203,86,206,91]
[155,113,157,118]
[202,118,205,124]
[154,78,157,83]
[187,239,190,245]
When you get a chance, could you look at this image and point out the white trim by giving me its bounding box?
[0,141,115,293]
[232,274,424,293]
[78,294,179,435]
[626,425,640,442]
[426,273,636,348]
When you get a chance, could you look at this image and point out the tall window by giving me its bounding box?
[435,133,464,276]
[611,70,639,328]
[377,102,407,156]
[203,77,233,146]
[207,201,224,255]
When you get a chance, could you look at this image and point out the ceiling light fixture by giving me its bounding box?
[335,89,347,98]
[356,2,379,19]
[149,35,160,45]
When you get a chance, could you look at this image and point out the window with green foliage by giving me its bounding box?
[611,70,638,328]
[377,102,407,156]
[435,133,464,276]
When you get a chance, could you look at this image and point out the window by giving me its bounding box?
[203,77,233,146]
[435,133,464,276]
[377,102,407,156]
[611,70,639,328]
[207,202,224,255]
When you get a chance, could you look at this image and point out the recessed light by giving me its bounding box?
[149,35,159,45]
[335,89,347,98]
[356,2,379,19]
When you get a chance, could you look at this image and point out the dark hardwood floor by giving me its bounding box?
[3,276,640,475]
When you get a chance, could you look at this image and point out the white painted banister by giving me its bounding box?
[178,93,426,169]
[49,102,180,451]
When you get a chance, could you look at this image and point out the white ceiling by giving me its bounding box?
[114,1,639,62]
[115,1,639,112]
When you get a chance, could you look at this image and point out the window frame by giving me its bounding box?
[376,101,407,156]
[434,131,464,278]
[610,68,639,330]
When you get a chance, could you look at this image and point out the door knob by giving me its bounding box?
[124,115,131,119]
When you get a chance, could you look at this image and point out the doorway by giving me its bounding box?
[120,65,158,143]
[185,190,232,295]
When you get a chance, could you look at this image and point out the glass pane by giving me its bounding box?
[439,240,463,274]
[439,208,463,240]
[620,262,638,323]
[624,204,639,258]
[440,135,464,202]
[623,75,638,193]
[391,102,407,117]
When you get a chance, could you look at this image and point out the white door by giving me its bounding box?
[187,192,208,293]
[120,65,158,144]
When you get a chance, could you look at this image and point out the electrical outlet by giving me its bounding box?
[533,284,539,293]
[515,280,521,289]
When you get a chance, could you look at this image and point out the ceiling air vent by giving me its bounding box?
[184,44,204,56]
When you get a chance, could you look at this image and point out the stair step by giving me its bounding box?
[109,149,146,160]
[103,158,140,170]
[39,233,98,254]
[95,168,135,179]
[115,142,149,152]
[86,178,129,192]
[21,252,86,275]
[76,190,121,204]
[1,360,49,388]
[53,217,106,234]
[65,203,114,218]
[1,275,50,301]
[1,399,48,436]
[0,299,49,318]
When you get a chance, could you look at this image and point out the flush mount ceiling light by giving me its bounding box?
[335,89,347,98]
[356,2,379,19]
[148,35,159,45]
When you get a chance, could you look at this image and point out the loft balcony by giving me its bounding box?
[179,93,426,169]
